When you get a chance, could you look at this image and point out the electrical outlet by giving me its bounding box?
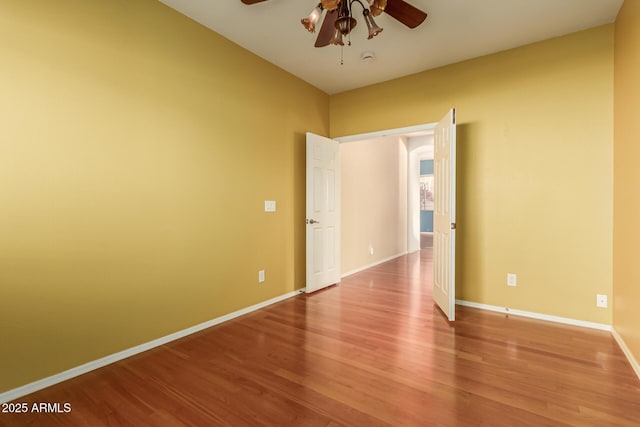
[369,244,374,255]
[258,270,265,283]
[596,294,608,308]
[507,273,517,287]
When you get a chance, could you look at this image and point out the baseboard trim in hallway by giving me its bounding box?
[341,251,409,278]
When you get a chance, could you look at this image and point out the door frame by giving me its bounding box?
[334,123,437,144]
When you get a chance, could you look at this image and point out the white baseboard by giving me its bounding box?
[611,327,640,380]
[455,300,612,331]
[341,252,408,278]
[0,289,305,404]
[456,300,640,379]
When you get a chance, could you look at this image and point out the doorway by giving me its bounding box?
[336,124,435,275]
[314,110,456,321]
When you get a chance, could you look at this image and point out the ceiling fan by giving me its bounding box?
[240,0,427,47]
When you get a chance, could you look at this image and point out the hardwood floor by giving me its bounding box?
[420,232,433,248]
[2,249,639,426]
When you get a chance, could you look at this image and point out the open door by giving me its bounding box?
[306,132,341,293]
[433,109,457,321]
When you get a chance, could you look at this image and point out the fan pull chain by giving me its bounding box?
[340,45,344,65]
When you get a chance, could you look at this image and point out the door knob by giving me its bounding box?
[306,219,320,224]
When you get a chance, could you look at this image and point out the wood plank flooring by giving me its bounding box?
[2,249,639,426]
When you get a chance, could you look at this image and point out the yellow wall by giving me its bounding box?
[331,26,614,324]
[0,0,329,393]
[341,137,407,273]
[614,1,640,366]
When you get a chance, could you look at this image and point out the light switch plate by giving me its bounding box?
[264,200,276,212]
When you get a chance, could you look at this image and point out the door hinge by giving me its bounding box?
[451,222,457,230]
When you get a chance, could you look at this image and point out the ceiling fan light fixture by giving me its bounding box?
[301,3,324,32]
[329,27,345,46]
[290,0,427,49]
[363,9,383,39]
[335,16,357,35]
[368,0,387,17]
[244,0,428,47]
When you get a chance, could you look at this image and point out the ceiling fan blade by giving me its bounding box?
[315,9,338,48]
[384,0,427,29]
[240,0,268,4]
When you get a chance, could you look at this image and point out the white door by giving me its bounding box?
[433,109,457,321]
[306,132,341,293]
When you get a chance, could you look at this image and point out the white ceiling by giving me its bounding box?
[158,0,623,94]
